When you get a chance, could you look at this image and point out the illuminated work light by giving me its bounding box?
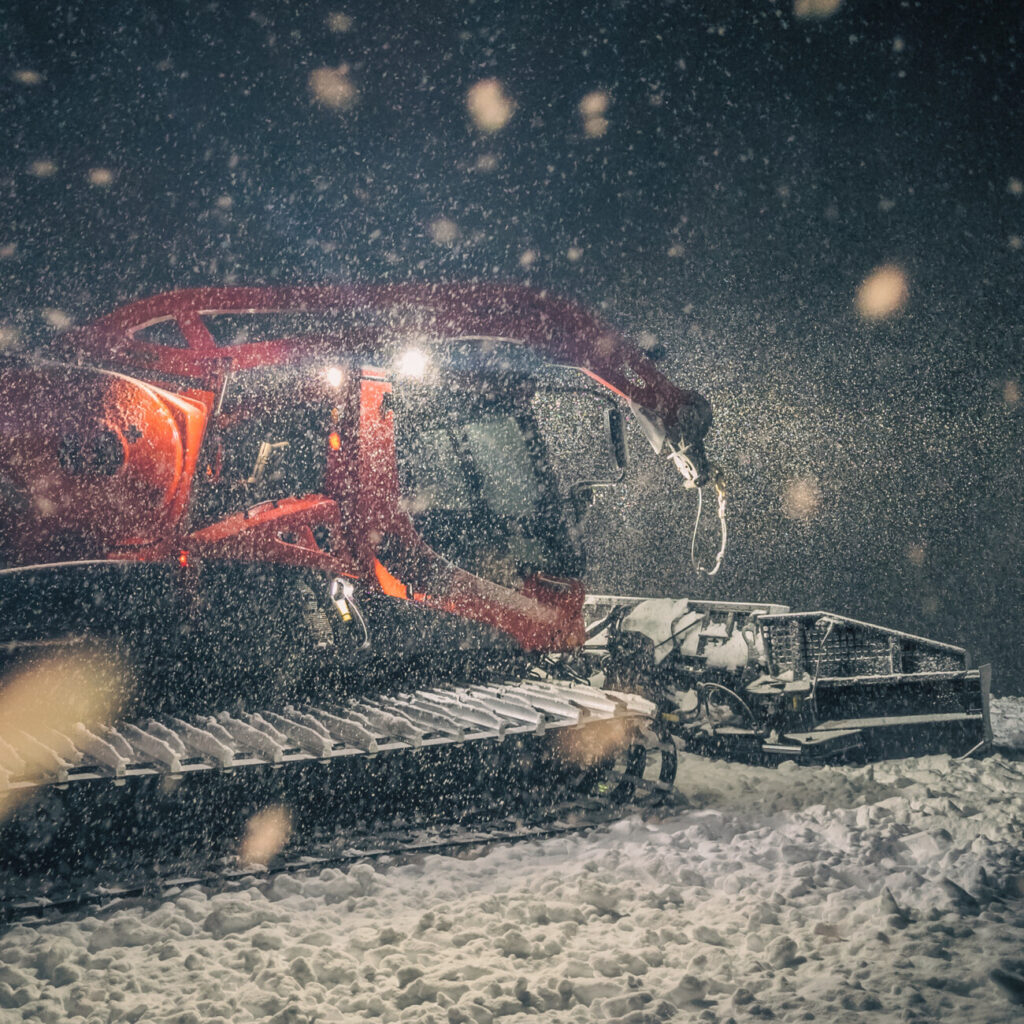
[394,348,428,378]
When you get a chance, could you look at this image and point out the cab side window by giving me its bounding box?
[192,369,330,523]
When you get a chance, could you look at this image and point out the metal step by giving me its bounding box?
[0,680,655,794]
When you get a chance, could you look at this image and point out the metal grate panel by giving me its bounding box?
[760,612,968,679]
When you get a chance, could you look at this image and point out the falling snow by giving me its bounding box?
[0,0,1021,1020]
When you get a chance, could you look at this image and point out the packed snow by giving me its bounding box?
[0,700,1022,1024]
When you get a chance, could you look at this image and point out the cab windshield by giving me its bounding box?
[394,382,582,587]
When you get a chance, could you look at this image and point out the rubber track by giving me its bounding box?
[2,786,682,926]
[1,681,675,923]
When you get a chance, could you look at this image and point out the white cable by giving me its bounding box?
[689,480,727,577]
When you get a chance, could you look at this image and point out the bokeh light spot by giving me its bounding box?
[579,91,611,137]
[239,806,292,866]
[466,79,515,133]
[782,475,822,520]
[0,648,124,821]
[553,717,635,769]
[309,65,358,110]
[326,11,353,32]
[907,542,926,567]
[579,91,609,118]
[856,265,909,320]
[794,0,843,19]
[428,217,459,245]
[42,309,73,330]
[28,160,57,178]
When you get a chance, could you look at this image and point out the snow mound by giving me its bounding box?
[991,696,1024,749]
[1,705,1023,1022]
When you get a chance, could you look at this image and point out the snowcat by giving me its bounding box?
[0,284,991,908]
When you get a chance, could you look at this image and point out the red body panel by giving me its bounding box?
[4,285,712,652]
[0,362,206,564]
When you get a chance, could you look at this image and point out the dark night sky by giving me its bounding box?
[2,0,1022,690]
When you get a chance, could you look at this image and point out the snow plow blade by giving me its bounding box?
[584,597,992,764]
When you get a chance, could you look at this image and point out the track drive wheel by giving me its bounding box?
[600,729,679,807]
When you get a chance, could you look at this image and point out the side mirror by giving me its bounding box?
[569,481,596,521]
[605,407,628,472]
[567,403,629,522]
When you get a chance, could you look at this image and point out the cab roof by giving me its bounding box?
[50,283,703,442]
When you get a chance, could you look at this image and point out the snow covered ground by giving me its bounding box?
[1,699,1022,1024]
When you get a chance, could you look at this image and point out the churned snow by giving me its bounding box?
[0,699,1022,1024]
